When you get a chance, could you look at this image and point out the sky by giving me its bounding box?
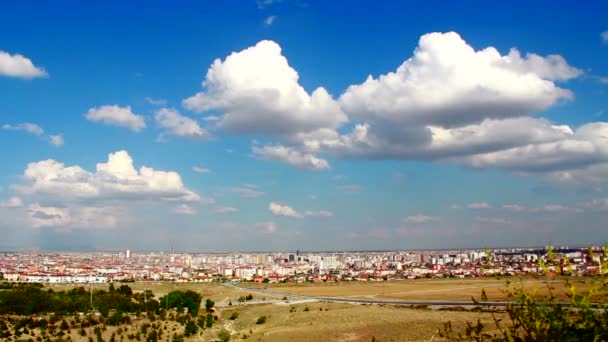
[1,0,608,252]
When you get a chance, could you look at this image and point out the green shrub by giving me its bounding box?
[255,316,267,325]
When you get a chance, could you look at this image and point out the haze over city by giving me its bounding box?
[1,1,608,252]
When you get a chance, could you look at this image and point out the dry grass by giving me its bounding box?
[220,301,500,341]
[244,276,601,302]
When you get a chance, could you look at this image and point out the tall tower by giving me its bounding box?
[126,250,131,259]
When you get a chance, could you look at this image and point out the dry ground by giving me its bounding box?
[219,301,501,341]
[242,276,604,302]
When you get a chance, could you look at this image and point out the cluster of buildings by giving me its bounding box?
[0,246,605,284]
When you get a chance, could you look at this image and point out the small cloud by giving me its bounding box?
[468,202,492,209]
[264,15,277,26]
[203,115,220,122]
[225,148,234,153]
[214,206,239,214]
[3,122,44,136]
[332,174,345,181]
[0,196,23,208]
[0,50,47,79]
[308,194,317,200]
[402,215,439,224]
[229,187,265,198]
[475,216,508,224]
[257,0,281,9]
[85,105,146,132]
[450,204,462,209]
[269,202,301,218]
[192,166,211,174]
[541,204,582,213]
[601,30,608,44]
[49,134,64,147]
[145,97,167,106]
[174,204,195,215]
[304,210,333,218]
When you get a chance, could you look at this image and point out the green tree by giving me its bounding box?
[205,299,215,312]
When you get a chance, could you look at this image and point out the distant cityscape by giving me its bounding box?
[1,245,606,284]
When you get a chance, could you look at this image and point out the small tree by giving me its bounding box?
[205,299,215,312]
[229,312,239,320]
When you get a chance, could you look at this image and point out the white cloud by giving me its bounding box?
[85,105,146,132]
[541,204,582,213]
[145,97,167,106]
[0,196,23,208]
[203,115,220,122]
[14,150,201,204]
[3,123,65,147]
[264,15,277,26]
[252,144,330,170]
[174,204,195,215]
[402,215,439,223]
[177,32,602,185]
[468,202,492,209]
[269,201,301,218]
[340,32,579,127]
[27,204,120,229]
[601,31,608,44]
[229,186,265,198]
[214,206,239,214]
[155,108,208,141]
[2,122,44,136]
[0,50,47,79]
[304,210,333,218]
[183,40,347,139]
[192,166,211,173]
[49,134,64,147]
[463,122,608,175]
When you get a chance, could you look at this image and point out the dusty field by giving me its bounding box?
[242,276,603,302]
[219,301,500,341]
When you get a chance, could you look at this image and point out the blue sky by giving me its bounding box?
[1,1,608,251]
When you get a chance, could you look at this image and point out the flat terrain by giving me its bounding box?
[241,276,603,302]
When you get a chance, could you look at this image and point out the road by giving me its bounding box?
[221,282,588,308]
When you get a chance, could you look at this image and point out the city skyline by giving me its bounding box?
[1,1,608,251]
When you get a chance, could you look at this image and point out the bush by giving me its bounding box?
[255,316,267,325]
[205,313,214,328]
[440,276,608,341]
[218,330,231,342]
[184,320,198,337]
[229,312,239,320]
